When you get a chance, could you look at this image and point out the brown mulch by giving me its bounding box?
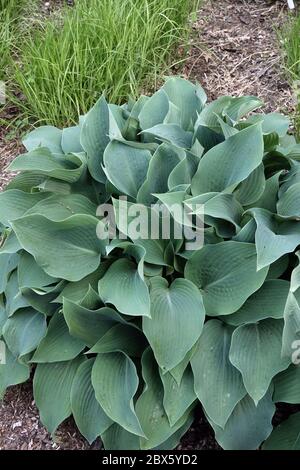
[0,0,297,452]
[183,0,296,117]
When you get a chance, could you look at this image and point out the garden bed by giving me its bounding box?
[0,0,298,451]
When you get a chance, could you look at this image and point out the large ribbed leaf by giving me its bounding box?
[8,148,86,183]
[138,89,169,130]
[191,124,263,195]
[0,190,46,227]
[99,258,150,317]
[234,164,265,206]
[160,365,196,427]
[141,124,193,149]
[137,143,182,205]
[23,125,63,153]
[61,126,83,154]
[249,208,300,269]
[54,262,110,303]
[18,252,58,290]
[162,77,205,130]
[3,308,47,358]
[0,347,30,398]
[229,319,290,404]
[191,320,246,428]
[224,280,289,326]
[24,194,97,221]
[12,214,106,281]
[273,365,300,404]
[136,349,193,449]
[71,358,112,444]
[91,352,144,437]
[143,277,205,371]
[80,95,109,183]
[263,413,300,450]
[185,241,268,316]
[5,270,30,317]
[0,253,19,294]
[31,310,85,363]
[104,140,151,198]
[209,391,275,450]
[63,299,124,347]
[88,323,147,357]
[33,357,83,434]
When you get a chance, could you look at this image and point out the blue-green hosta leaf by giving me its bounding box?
[0,252,19,294]
[31,310,85,363]
[223,96,263,125]
[234,164,265,206]
[54,261,111,303]
[273,365,300,404]
[281,289,300,359]
[247,112,290,137]
[138,89,169,130]
[61,126,83,154]
[92,352,145,437]
[87,323,147,357]
[70,358,112,444]
[232,218,256,243]
[248,208,300,270]
[0,231,22,255]
[263,412,300,450]
[103,140,151,198]
[101,416,193,451]
[185,241,268,316]
[22,125,63,154]
[80,95,109,183]
[191,123,263,195]
[209,391,275,450]
[169,343,198,385]
[5,270,30,317]
[160,366,196,427]
[18,252,58,290]
[136,349,194,450]
[141,124,193,149]
[0,190,46,227]
[63,299,126,348]
[99,258,150,317]
[8,148,86,184]
[137,143,182,205]
[12,214,106,282]
[24,193,97,221]
[216,116,239,139]
[21,288,59,317]
[2,308,47,358]
[0,295,7,335]
[185,192,243,236]
[224,280,289,326]
[266,255,289,280]
[229,319,290,404]
[191,320,246,428]
[143,277,205,371]
[0,347,30,398]
[168,152,200,190]
[277,182,300,218]
[33,357,83,434]
[78,285,101,310]
[249,172,281,213]
[101,424,141,450]
[162,77,205,131]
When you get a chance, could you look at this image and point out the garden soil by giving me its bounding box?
[0,0,297,451]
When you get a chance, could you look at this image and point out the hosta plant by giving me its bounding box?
[1,77,300,450]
